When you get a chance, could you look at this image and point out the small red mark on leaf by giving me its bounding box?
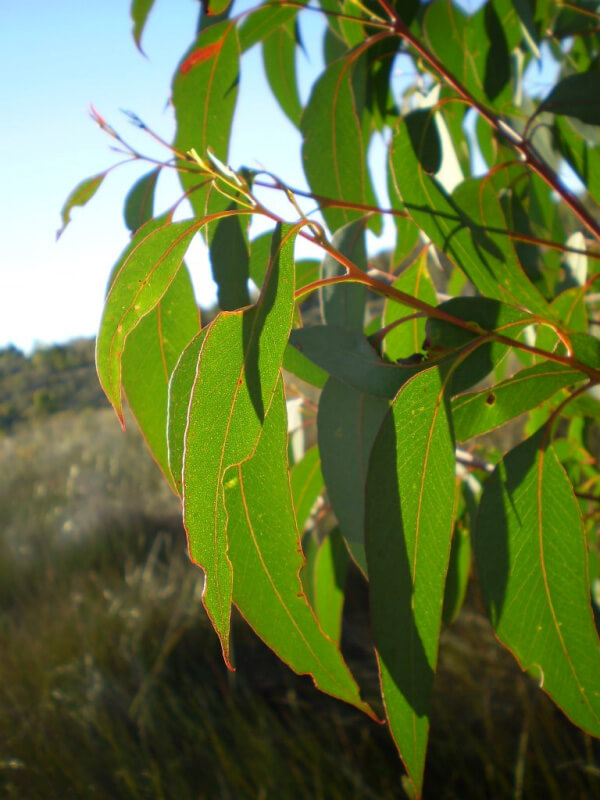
[180,40,223,75]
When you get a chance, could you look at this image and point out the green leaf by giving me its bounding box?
[239,2,301,52]
[172,21,240,216]
[318,377,388,573]
[182,225,297,663]
[131,0,155,52]
[167,329,209,496]
[452,361,584,442]
[283,341,328,388]
[554,117,600,206]
[476,430,600,736]
[122,264,200,492]
[97,218,200,422]
[442,512,472,626]
[320,218,368,331]
[290,445,324,533]
[209,205,250,310]
[423,0,511,105]
[539,70,600,126]
[57,171,107,239]
[570,332,600,370]
[290,325,416,398]
[383,250,437,362]
[124,168,160,233]
[301,51,379,233]
[225,378,375,717]
[312,529,349,645]
[262,22,302,127]
[365,366,457,794]
[389,111,550,315]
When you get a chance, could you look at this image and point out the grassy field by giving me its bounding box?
[1,343,599,798]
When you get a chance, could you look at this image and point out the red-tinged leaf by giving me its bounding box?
[121,264,200,493]
[172,21,239,218]
[318,377,389,573]
[290,445,324,534]
[383,250,437,362]
[181,225,298,664]
[97,217,200,422]
[365,366,457,794]
[123,168,160,233]
[476,430,600,736]
[301,49,380,234]
[203,0,233,18]
[131,0,155,52]
[225,378,375,717]
[57,171,107,239]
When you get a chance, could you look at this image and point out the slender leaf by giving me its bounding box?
[476,430,600,736]
[318,377,388,573]
[182,225,297,663]
[226,378,375,717]
[320,218,368,331]
[301,51,378,233]
[283,341,328,388]
[263,23,302,127]
[131,0,155,52]
[291,445,324,534]
[122,264,200,491]
[452,361,584,441]
[124,168,160,234]
[365,366,456,794]
[97,218,200,421]
[383,250,437,362]
[209,204,250,310]
[389,111,550,315]
[312,529,348,645]
[57,171,107,239]
[239,2,301,52]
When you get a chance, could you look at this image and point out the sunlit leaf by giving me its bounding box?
[311,528,348,645]
[182,225,297,663]
[290,445,324,533]
[131,0,155,52]
[452,361,584,441]
[97,218,200,422]
[365,366,456,795]
[226,378,375,717]
[476,430,600,736]
[57,171,107,239]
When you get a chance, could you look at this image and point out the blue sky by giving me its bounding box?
[1,0,329,352]
[1,0,563,353]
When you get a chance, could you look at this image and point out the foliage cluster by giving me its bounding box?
[63,0,600,792]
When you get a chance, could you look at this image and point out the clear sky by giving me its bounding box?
[1,0,330,352]
[1,0,564,353]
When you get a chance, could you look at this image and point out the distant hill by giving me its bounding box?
[0,339,107,431]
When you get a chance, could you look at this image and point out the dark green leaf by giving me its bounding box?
[318,377,388,573]
[320,219,368,331]
[226,378,376,717]
[312,529,348,645]
[283,341,328,388]
[366,366,456,794]
[476,430,600,736]
[263,23,302,127]
[539,70,600,126]
[209,206,250,310]
[239,2,301,52]
[554,117,600,206]
[124,168,160,233]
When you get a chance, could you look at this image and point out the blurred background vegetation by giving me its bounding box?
[1,338,598,798]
